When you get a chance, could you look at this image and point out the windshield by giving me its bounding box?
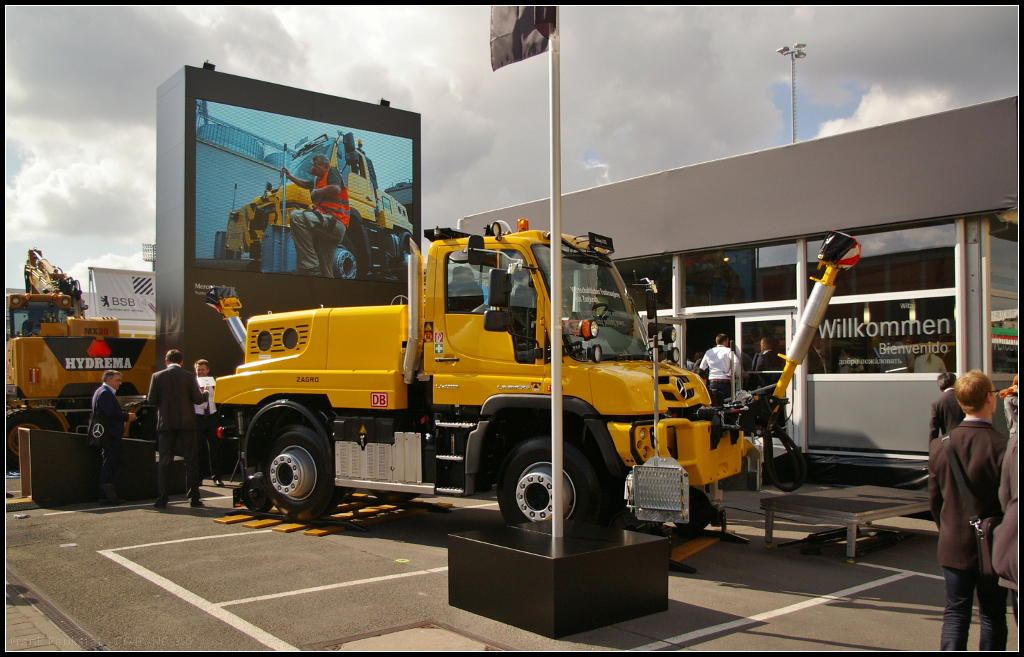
[9,301,69,339]
[533,243,650,361]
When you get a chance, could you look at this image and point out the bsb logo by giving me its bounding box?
[43,337,148,371]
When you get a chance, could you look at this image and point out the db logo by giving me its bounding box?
[370,392,388,408]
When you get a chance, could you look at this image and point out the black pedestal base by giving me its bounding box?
[449,521,668,639]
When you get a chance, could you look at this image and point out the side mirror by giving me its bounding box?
[483,309,510,332]
[467,235,485,266]
[646,288,657,321]
[487,269,512,307]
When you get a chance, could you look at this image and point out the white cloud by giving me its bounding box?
[4,6,1018,287]
[5,122,156,243]
[815,85,953,138]
[66,252,149,283]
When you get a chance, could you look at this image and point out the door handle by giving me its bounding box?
[435,357,460,363]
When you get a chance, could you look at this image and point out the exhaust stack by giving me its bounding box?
[401,242,423,384]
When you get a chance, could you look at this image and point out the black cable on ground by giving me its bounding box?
[763,427,807,492]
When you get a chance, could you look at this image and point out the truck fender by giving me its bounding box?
[477,394,628,479]
[246,399,331,467]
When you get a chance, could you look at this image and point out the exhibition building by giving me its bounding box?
[465,96,1018,483]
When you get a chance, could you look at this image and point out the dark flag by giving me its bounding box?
[490,6,557,72]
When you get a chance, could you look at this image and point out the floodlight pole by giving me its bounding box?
[789,54,797,144]
[777,44,807,144]
[549,13,564,539]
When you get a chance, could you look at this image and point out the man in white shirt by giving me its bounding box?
[699,334,739,405]
[193,359,223,487]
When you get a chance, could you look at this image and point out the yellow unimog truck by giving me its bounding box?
[214,224,760,525]
[6,250,155,466]
[221,132,415,279]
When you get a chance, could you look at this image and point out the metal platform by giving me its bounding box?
[761,485,930,559]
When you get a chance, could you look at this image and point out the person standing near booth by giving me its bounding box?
[92,370,136,505]
[928,370,1008,650]
[699,334,739,405]
[148,350,206,508]
[194,359,223,487]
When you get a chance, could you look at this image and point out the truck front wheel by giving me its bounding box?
[265,425,336,521]
[496,438,602,525]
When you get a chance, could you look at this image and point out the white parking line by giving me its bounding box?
[100,548,298,651]
[455,502,500,509]
[218,567,450,607]
[632,572,912,650]
[44,495,234,515]
[856,561,944,580]
[110,530,274,552]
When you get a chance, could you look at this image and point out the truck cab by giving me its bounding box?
[215,225,754,525]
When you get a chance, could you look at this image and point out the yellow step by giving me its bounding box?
[241,518,283,529]
[671,535,720,562]
[272,523,308,533]
[214,514,254,524]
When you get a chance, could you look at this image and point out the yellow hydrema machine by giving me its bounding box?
[6,250,155,466]
[211,225,858,527]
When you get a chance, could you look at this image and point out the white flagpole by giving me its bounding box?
[549,12,564,539]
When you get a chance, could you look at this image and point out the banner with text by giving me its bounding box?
[90,268,156,321]
[814,296,956,374]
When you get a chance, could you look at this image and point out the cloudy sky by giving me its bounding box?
[5,6,1018,288]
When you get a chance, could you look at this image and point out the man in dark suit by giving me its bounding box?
[930,372,965,441]
[751,337,786,389]
[148,349,206,508]
[92,370,137,504]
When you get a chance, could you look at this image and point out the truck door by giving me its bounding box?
[432,248,544,405]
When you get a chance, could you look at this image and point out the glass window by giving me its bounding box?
[684,242,797,306]
[807,221,955,296]
[445,250,527,314]
[991,297,1018,375]
[989,214,1018,293]
[615,255,672,310]
[813,296,956,374]
[534,245,650,361]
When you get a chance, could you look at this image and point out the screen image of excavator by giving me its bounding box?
[194,99,415,282]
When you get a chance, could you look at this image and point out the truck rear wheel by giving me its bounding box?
[6,409,61,467]
[264,425,336,521]
[496,438,602,525]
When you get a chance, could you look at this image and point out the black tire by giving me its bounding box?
[333,243,358,279]
[676,486,714,538]
[496,438,603,525]
[264,425,335,522]
[242,473,273,513]
[6,409,61,468]
[370,491,417,505]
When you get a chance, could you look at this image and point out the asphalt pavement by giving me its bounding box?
[4,477,1019,651]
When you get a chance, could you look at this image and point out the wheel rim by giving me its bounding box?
[334,246,357,279]
[8,422,42,458]
[269,446,317,500]
[515,462,575,521]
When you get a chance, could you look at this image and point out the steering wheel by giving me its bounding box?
[591,302,611,320]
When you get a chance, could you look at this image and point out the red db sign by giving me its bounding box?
[370,392,388,408]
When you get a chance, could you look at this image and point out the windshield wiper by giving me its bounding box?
[560,239,606,265]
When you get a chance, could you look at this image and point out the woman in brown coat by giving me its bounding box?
[928,370,1008,650]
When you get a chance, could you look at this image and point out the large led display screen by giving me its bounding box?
[194,99,415,281]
